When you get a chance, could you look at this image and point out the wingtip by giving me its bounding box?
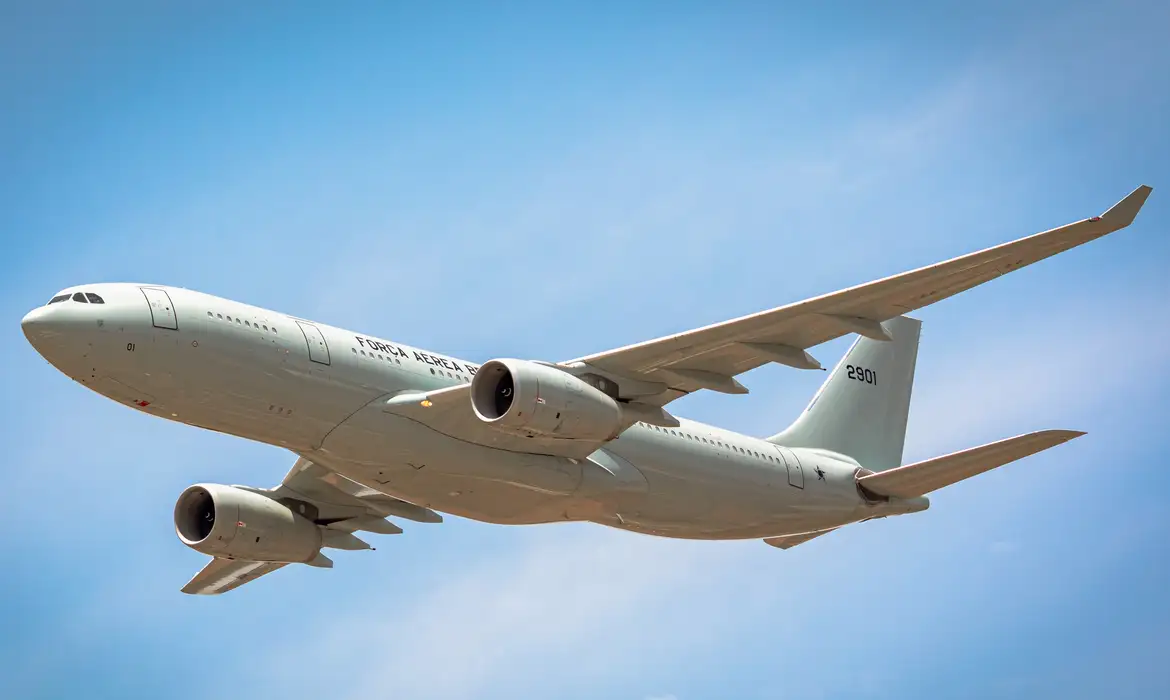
[1042,429,1087,442]
[1099,184,1153,227]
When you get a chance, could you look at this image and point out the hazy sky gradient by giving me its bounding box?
[3,2,1168,698]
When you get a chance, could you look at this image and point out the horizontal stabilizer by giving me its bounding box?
[763,527,840,549]
[858,429,1084,499]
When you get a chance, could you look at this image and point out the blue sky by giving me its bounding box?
[3,1,1169,698]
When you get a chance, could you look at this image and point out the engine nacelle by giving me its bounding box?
[174,483,322,563]
[470,359,624,441]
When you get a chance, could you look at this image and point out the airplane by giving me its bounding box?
[21,185,1151,595]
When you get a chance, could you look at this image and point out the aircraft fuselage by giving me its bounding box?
[22,283,916,540]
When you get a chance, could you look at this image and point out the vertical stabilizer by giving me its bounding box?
[767,316,921,472]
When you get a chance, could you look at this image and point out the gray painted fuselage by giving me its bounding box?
[23,283,910,540]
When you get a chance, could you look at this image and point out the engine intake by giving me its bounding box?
[470,359,624,441]
[174,484,322,563]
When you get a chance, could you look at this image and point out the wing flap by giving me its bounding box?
[181,558,287,595]
[858,430,1085,499]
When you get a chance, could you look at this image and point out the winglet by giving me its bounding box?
[1099,185,1153,228]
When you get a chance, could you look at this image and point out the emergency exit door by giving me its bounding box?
[296,321,330,365]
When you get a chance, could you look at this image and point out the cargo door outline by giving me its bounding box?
[140,287,178,330]
[774,445,805,489]
[296,321,330,365]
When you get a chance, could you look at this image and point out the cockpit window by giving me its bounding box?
[48,291,105,305]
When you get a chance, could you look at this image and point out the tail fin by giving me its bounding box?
[767,315,921,472]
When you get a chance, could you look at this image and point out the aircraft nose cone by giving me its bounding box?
[21,305,69,351]
[21,306,48,338]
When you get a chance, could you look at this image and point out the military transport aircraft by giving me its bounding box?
[21,185,1152,594]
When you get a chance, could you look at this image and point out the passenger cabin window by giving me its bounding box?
[84,293,104,304]
[72,292,88,303]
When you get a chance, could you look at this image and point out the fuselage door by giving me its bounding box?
[296,321,331,365]
[774,446,805,489]
[140,287,178,330]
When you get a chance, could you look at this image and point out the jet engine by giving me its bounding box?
[174,483,322,563]
[470,359,624,441]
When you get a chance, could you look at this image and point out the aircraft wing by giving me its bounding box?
[568,186,1152,406]
[181,457,442,595]
[379,186,1149,458]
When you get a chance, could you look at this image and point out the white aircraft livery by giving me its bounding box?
[22,186,1152,594]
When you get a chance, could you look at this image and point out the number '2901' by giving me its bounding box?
[846,364,875,385]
